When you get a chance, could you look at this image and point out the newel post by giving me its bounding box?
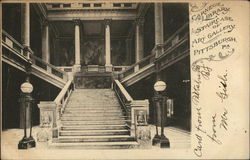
[37,101,59,142]
[131,100,151,148]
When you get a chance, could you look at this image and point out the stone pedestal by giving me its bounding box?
[105,64,113,72]
[136,125,151,149]
[73,64,81,72]
[37,102,58,142]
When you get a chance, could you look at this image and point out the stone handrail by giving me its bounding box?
[2,30,29,59]
[37,79,74,142]
[119,22,189,80]
[113,66,129,72]
[2,30,68,83]
[31,55,68,82]
[57,66,74,72]
[119,53,155,79]
[54,79,74,114]
[113,79,149,137]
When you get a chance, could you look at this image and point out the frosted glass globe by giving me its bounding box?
[154,81,166,91]
[20,82,33,93]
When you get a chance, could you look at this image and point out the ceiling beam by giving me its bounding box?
[47,10,137,21]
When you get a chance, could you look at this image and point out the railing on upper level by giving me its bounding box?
[2,30,30,60]
[119,22,189,80]
[2,30,68,84]
[37,79,74,141]
[57,66,74,73]
[113,79,149,137]
[113,66,129,74]
[31,55,68,82]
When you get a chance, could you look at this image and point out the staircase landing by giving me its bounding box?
[74,73,112,89]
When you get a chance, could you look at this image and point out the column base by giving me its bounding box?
[105,65,113,72]
[73,65,81,72]
[160,134,170,148]
[152,134,161,146]
[18,136,36,149]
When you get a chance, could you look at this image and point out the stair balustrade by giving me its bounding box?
[56,66,74,72]
[2,30,30,61]
[37,80,74,142]
[119,23,189,84]
[113,79,149,138]
[2,30,68,88]
[31,55,68,82]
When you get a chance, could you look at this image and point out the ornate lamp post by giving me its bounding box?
[18,77,36,149]
[152,81,170,148]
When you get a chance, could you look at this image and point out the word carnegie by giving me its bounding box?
[192,6,230,22]
[194,37,236,55]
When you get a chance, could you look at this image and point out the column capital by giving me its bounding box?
[135,17,145,26]
[104,19,112,26]
[73,19,81,26]
[42,19,49,26]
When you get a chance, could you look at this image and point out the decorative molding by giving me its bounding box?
[73,19,81,26]
[104,19,112,26]
[42,19,49,26]
[47,10,137,21]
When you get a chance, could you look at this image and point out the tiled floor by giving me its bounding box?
[1,125,192,159]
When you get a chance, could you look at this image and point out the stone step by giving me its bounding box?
[65,106,122,110]
[63,110,123,113]
[61,120,128,125]
[58,135,135,143]
[49,141,138,149]
[62,112,124,117]
[61,116,126,121]
[69,95,117,98]
[74,88,114,93]
[59,130,130,136]
[67,102,119,105]
[66,104,121,108]
[61,124,128,130]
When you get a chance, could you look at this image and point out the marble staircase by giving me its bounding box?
[50,89,138,149]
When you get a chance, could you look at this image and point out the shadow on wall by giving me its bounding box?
[126,57,191,131]
[2,63,61,129]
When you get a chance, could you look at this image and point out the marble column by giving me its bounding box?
[42,20,50,63]
[154,3,164,58]
[73,19,81,72]
[135,18,144,62]
[21,3,31,59]
[105,19,112,72]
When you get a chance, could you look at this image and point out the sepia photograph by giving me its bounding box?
[1,0,249,159]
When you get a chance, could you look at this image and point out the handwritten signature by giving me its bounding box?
[220,108,228,130]
[216,71,228,102]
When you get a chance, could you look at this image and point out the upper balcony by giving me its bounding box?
[45,3,138,11]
